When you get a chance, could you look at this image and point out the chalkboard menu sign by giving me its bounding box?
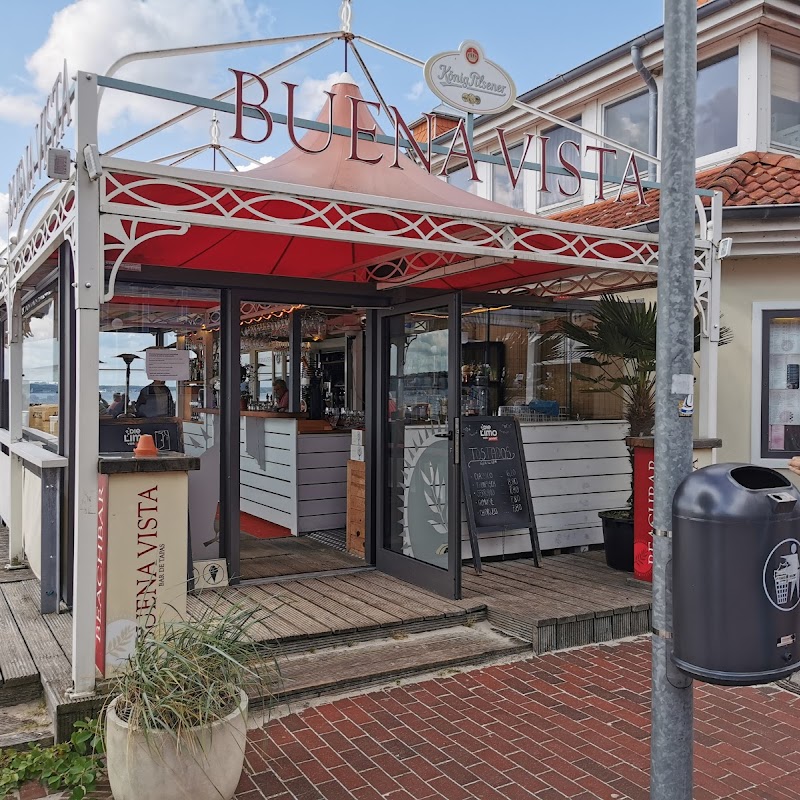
[99,418,183,454]
[460,416,541,571]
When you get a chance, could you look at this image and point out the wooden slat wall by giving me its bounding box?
[296,433,350,533]
[463,421,630,558]
[239,418,297,533]
[237,419,350,535]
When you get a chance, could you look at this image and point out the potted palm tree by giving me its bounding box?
[104,604,277,800]
[559,297,656,571]
[559,296,730,572]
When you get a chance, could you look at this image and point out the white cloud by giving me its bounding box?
[238,155,275,172]
[14,0,271,134]
[405,81,424,102]
[294,71,347,120]
[0,89,42,126]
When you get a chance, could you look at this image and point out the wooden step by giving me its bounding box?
[253,622,530,709]
[0,699,53,751]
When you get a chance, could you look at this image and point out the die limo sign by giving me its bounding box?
[424,40,516,115]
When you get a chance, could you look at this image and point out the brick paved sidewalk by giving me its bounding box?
[237,638,800,800]
[19,637,800,800]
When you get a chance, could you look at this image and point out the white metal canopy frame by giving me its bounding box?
[0,4,722,697]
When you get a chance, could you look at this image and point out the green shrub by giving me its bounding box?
[0,718,104,799]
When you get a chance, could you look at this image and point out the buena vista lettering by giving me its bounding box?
[230,70,648,206]
[436,66,507,97]
[7,61,72,232]
[136,485,160,632]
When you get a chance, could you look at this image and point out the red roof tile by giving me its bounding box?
[550,151,800,229]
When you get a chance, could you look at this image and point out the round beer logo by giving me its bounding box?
[465,46,479,64]
[763,538,800,611]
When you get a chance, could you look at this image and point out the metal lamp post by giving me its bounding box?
[651,1,697,798]
[116,353,141,416]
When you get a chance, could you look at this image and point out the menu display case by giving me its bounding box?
[761,312,800,457]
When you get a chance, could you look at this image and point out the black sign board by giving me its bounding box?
[460,416,541,572]
[99,418,183,454]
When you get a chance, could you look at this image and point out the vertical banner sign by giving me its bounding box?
[95,472,188,676]
[633,445,655,582]
[95,475,109,675]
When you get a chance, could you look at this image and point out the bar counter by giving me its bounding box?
[184,411,351,537]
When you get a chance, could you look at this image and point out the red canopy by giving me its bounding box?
[103,77,657,292]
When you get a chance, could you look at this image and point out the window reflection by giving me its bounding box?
[22,285,59,436]
[603,91,650,183]
[772,52,800,149]
[492,143,525,209]
[447,165,478,194]
[696,53,738,157]
[539,119,582,207]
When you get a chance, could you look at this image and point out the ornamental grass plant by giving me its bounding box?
[109,602,279,751]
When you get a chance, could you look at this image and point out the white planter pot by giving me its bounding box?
[105,689,248,800]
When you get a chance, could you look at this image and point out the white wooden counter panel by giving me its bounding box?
[238,417,350,535]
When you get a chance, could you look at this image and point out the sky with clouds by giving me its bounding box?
[0,0,664,250]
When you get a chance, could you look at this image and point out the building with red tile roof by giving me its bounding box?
[428,0,800,470]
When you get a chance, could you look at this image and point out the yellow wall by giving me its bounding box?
[718,255,799,482]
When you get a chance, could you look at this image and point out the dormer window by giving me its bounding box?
[772,51,800,150]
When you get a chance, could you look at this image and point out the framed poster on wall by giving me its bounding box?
[753,304,800,464]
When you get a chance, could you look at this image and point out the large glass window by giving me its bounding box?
[459,306,623,421]
[603,91,650,183]
[772,52,800,149]
[100,283,222,557]
[696,53,738,157]
[22,285,59,437]
[447,164,478,194]
[539,118,582,207]
[491,143,525,209]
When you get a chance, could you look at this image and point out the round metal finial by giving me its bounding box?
[339,0,352,33]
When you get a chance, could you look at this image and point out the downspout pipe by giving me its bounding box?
[632,44,659,180]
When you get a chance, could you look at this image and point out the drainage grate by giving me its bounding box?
[305,528,347,552]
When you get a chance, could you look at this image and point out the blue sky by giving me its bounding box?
[0,0,664,246]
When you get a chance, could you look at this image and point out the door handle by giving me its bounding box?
[434,431,452,439]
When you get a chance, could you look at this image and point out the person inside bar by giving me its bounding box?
[273,379,290,411]
[106,392,125,418]
[135,379,176,418]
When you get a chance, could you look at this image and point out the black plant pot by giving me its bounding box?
[598,510,634,572]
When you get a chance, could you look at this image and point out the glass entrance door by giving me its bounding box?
[376,295,462,599]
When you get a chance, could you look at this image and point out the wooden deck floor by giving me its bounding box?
[463,552,652,651]
[239,534,365,580]
[0,543,651,740]
[0,580,72,707]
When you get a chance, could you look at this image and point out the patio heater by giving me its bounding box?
[116,353,141,415]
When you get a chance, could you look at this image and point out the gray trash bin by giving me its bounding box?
[673,463,800,686]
